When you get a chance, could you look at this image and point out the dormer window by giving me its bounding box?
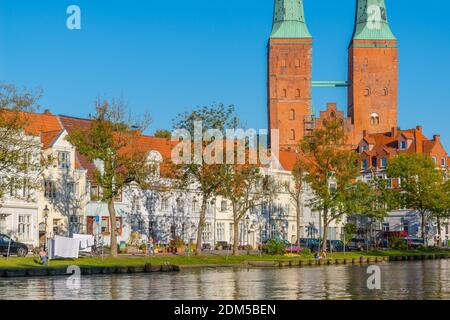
[362,159,368,170]
[58,151,70,169]
[147,151,163,177]
[361,145,369,152]
[400,141,407,150]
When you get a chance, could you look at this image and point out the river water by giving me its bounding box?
[1,260,449,300]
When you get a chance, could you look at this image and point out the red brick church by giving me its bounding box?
[267,0,449,169]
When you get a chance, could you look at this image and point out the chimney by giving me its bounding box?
[327,102,337,110]
[434,135,441,143]
[43,109,51,115]
[391,127,398,137]
[363,130,368,138]
[416,125,422,132]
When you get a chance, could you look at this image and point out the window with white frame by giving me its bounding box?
[66,182,75,195]
[216,222,225,241]
[400,141,407,150]
[58,151,70,169]
[44,180,57,199]
[202,223,212,242]
[0,215,7,234]
[441,157,446,168]
[146,196,156,213]
[220,200,227,212]
[131,195,141,212]
[177,199,184,213]
[161,197,169,211]
[18,214,31,240]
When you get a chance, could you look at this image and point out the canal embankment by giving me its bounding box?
[1,251,450,278]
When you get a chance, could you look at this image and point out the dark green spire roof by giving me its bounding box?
[270,0,312,39]
[352,0,396,41]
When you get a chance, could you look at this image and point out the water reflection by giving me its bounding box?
[0,260,449,300]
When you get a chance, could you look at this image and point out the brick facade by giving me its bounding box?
[348,40,398,145]
[268,38,312,151]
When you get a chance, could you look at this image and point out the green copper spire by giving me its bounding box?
[352,0,396,41]
[270,0,312,39]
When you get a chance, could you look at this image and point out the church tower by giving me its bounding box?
[268,0,312,150]
[348,0,398,144]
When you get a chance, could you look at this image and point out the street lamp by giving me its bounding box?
[43,205,49,250]
[245,215,250,254]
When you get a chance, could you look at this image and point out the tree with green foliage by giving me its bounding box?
[154,129,171,139]
[0,84,44,206]
[298,119,386,253]
[343,222,357,244]
[66,99,152,256]
[386,154,443,241]
[429,177,450,246]
[172,103,237,255]
[219,161,277,256]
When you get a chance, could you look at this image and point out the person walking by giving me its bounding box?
[147,236,155,257]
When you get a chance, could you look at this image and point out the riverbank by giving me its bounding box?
[1,249,450,277]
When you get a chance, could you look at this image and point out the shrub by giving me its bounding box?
[301,248,311,256]
[263,238,286,255]
[389,236,406,250]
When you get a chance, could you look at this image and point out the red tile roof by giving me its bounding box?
[40,130,62,149]
[357,126,448,169]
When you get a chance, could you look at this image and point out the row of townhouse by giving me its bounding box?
[356,126,450,244]
[3,109,448,250]
[1,111,343,250]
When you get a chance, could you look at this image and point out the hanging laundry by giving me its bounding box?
[48,235,80,259]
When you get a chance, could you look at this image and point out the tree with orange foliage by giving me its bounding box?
[219,151,278,256]
[298,119,368,253]
[66,99,152,256]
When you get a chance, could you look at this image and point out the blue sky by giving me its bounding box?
[0,1,449,148]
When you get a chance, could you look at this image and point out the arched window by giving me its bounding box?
[290,129,296,141]
[294,59,300,68]
[383,88,389,96]
[370,113,380,125]
[296,89,301,97]
[330,112,336,119]
[282,89,287,98]
[281,59,286,68]
[289,109,295,120]
[364,88,371,97]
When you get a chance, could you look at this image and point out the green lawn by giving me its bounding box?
[1,248,449,269]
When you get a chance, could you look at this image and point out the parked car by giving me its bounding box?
[347,238,366,251]
[403,237,425,249]
[0,234,29,257]
[299,238,320,251]
[326,240,349,252]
